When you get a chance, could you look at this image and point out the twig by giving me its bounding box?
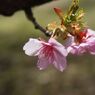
[24,8,50,36]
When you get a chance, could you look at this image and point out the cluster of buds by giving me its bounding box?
[23,0,95,72]
[47,0,85,42]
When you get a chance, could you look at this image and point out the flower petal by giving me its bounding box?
[37,53,52,70]
[49,38,68,56]
[64,35,74,48]
[87,29,95,36]
[53,50,67,72]
[67,46,78,55]
[23,38,42,56]
[37,57,49,70]
[86,42,95,55]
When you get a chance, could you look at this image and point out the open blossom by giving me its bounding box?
[67,29,95,55]
[23,38,68,71]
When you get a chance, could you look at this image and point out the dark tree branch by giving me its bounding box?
[0,0,53,16]
[24,8,50,36]
[0,0,55,36]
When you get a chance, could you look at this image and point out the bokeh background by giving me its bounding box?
[0,0,95,95]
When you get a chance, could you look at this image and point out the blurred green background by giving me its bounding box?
[0,0,95,95]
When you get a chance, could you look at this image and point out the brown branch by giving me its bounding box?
[0,0,55,36]
[24,8,51,36]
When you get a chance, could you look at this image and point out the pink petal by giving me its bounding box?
[23,38,42,56]
[68,46,78,55]
[37,50,54,70]
[66,29,95,55]
[64,35,74,48]
[78,46,86,55]
[86,43,95,55]
[37,56,50,70]
[49,38,68,56]
[37,44,54,70]
[87,29,95,36]
[37,38,67,71]
[67,44,87,55]
[53,50,67,72]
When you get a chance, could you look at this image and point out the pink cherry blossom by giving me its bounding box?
[23,38,68,71]
[66,29,95,55]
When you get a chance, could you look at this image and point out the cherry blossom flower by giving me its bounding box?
[23,38,68,71]
[66,29,95,55]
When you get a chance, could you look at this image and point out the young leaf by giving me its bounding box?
[54,7,64,21]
